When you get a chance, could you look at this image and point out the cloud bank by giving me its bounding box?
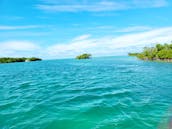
[0,41,40,57]
[47,27,172,58]
[1,26,172,59]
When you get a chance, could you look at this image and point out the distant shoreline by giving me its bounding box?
[0,57,42,64]
[129,43,172,62]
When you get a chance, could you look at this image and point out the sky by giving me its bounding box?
[0,0,172,59]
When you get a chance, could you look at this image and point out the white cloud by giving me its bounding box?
[0,41,39,51]
[0,31,50,38]
[1,26,172,59]
[73,34,91,41]
[89,25,152,33]
[0,25,42,30]
[37,0,168,12]
[36,1,126,12]
[115,26,152,33]
[0,41,40,57]
[46,27,172,58]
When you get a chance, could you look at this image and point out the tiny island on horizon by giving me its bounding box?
[76,53,92,59]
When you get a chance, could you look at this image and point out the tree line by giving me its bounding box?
[0,57,42,63]
[129,43,172,61]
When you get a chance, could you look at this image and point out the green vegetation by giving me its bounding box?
[0,57,42,63]
[76,53,91,59]
[25,57,42,62]
[129,43,172,62]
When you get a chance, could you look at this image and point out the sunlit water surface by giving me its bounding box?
[0,56,172,129]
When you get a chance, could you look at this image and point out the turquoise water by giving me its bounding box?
[0,56,172,129]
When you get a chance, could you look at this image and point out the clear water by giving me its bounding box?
[0,56,172,129]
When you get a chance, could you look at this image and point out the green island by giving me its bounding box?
[76,53,91,59]
[129,43,172,62]
[0,57,42,63]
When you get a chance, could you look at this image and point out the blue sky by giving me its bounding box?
[1,0,172,59]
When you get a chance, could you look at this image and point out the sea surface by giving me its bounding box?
[0,56,172,129]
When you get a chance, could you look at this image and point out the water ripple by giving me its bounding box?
[0,57,172,129]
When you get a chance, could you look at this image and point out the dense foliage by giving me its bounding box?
[0,57,42,63]
[129,43,172,61]
[76,53,91,59]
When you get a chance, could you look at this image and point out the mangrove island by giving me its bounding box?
[76,53,91,59]
[0,57,42,63]
[129,43,172,62]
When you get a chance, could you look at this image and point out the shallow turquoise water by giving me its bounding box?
[0,56,172,129]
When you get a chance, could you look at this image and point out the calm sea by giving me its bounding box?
[0,56,172,129]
